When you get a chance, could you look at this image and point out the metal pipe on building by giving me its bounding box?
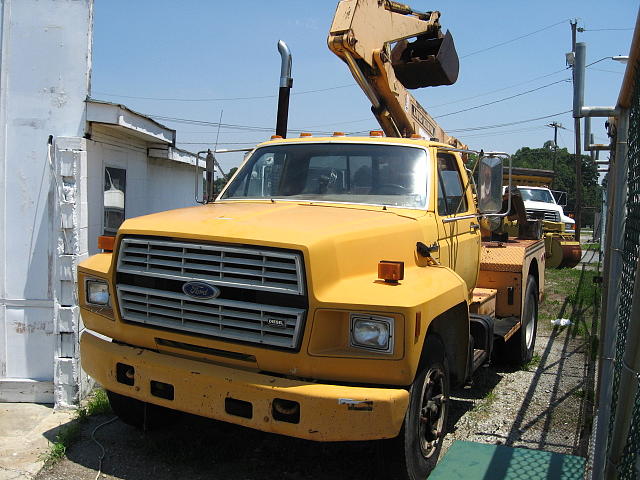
[573,42,586,118]
[592,107,629,479]
[582,106,618,117]
[276,40,293,138]
[573,42,586,240]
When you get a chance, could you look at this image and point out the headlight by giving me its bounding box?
[86,279,110,306]
[350,314,394,353]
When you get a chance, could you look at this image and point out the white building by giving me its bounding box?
[0,0,200,406]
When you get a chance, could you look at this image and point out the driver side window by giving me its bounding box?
[437,153,468,216]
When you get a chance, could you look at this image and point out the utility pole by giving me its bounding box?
[570,19,582,240]
[546,121,563,188]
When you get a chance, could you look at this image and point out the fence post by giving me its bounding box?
[592,107,629,479]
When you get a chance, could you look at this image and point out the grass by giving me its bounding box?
[44,422,82,466]
[522,353,541,372]
[42,388,112,467]
[540,267,601,337]
[469,390,498,420]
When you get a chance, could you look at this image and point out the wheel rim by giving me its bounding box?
[525,294,536,350]
[417,366,447,458]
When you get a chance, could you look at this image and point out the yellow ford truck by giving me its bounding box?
[79,2,545,478]
[79,134,544,478]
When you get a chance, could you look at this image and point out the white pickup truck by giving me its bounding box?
[517,186,575,234]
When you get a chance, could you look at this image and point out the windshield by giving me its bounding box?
[221,143,429,209]
[518,187,555,204]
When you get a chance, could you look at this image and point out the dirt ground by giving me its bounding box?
[36,266,598,480]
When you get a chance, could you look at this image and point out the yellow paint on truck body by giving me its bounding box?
[81,331,409,441]
[77,136,539,441]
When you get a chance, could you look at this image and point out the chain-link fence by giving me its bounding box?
[612,55,640,480]
[598,53,640,479]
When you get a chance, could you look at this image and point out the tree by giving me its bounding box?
[511,143,601,226]
[214,167,238,194]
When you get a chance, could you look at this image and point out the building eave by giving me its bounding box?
[86,99,176,145]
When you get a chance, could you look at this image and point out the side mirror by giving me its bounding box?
[478,156,503,214]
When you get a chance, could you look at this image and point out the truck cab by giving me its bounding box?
[516,186,575,234]
[79,134,544,479]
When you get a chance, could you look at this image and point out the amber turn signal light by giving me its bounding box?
[378,261,404,284]
[97,235,115,252]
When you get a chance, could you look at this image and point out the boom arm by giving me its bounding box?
[328,0,464,147]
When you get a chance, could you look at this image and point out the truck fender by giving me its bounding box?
[409,265,470,388]
[422,302,469,388]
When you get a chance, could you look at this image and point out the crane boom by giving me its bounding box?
[328,0,465,148]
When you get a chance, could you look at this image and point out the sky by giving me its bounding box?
[91,1,638,172]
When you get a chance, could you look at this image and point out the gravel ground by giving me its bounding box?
[35,318,593,480]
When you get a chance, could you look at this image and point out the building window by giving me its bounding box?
[104,167,126,235]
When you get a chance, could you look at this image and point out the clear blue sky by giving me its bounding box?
[91,1,637,171]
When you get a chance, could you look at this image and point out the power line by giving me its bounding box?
[448,110,572,133]
[151,114,336,135]
[460,126,547,139]
[428,67,570,109]
[434,79,570,119]
[590,68,625,74]
[460,19,569,59]
[92,84,355,102]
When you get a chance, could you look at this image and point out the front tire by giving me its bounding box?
[387,336,450,479]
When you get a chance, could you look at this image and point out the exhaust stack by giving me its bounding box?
[276,40,293,138]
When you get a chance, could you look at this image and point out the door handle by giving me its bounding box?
[470,223,480,231]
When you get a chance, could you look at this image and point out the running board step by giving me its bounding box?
[493,316,520,342]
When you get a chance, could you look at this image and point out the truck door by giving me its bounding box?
[435,151,481,292]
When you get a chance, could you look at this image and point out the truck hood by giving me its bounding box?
[117,201,431,297]
[522,200,562,212]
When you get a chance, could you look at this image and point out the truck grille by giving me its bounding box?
[115,237,307,349]
[525,209,560,222]
[116,284,305,349]
[117,237,304,295]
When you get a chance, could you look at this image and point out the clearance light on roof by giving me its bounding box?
[378,261,404,284]
[333,132,345,136]
[271,135,283,140]
[97,235,115,252]
[370,130,383,137]
[300,132,312,137]
[410,134,423,139]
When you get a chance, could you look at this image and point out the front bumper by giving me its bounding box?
[81,332,409,441]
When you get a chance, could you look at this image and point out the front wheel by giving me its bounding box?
[386,336,450,479]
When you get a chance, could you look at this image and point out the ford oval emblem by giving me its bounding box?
[182,281,220,300]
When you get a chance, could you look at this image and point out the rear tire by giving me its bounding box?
[506,275,538,364]
[386,336,450,479]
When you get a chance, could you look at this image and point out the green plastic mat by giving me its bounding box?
[429,441,586,480]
